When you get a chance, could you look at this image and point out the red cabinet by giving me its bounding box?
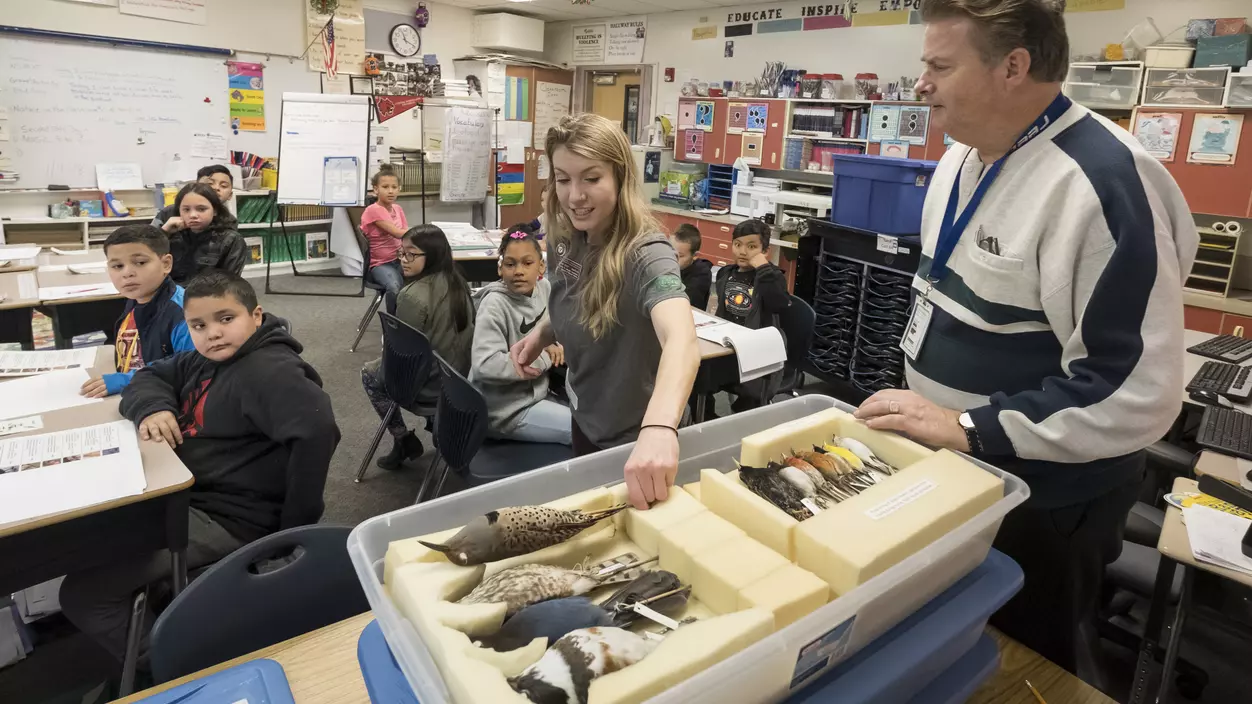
[1185,305,1223,334]
[1220,314,1252,336]
[674,98,786,167]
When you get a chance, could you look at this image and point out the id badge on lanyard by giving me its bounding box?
[899,93,1071,362]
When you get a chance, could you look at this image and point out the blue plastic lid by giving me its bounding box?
[833,153,938,169]
[132,659,294,704]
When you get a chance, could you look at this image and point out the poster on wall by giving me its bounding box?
[741,133,763,165]
[897,106,930,145]
[533,82,571,146]
[119,0,205,24]
[497,161,524,206]
[880,140,910,158]
[1188,113,1243,165]
[1133,111,1182,162]
[695,101,715,132]
[678,103,696,129]
[226,61,265,132]
[572,24,606,64]
[683,130,704,160]
[606,17,647,63]
[746,104,768,132]
[869,104,901,142]
[307,0,365,75]
[504,77,530,121]
[442,107,492,202]
[727,103,748,133]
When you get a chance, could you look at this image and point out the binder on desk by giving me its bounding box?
[693,309,787,382]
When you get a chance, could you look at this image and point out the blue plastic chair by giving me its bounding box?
[149,525,369,683]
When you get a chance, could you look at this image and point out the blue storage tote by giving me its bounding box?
[357,550,1022,704]
[831,154,938,236]
[133,659,294,704]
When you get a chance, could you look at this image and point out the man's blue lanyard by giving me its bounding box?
[927,93,1073,284]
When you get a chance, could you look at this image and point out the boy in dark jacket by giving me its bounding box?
[715,218,789,412]
[80,225,196,398]
[672,223,712,309]
[60,271,340,666]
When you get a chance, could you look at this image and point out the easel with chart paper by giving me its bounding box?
[270,93,372,298]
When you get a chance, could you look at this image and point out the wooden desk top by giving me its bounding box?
[115,616,1111,704]
[36,263,120,306]
[698,337,735,360]
[1158,477,1252,589]
[0,271,40,311]
[1194,450,1248,487]
[36,248,107,268]
[0,348,193,537]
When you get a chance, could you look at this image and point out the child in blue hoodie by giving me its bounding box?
[80,225,196,398]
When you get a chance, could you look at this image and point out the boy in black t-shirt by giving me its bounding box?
[714,218,789,411]
[672,223,712,309]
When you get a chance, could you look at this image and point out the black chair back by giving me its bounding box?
[348,206,383,292]
[149,525,368,682]
[432,356,489,471]
[379,311,436,411]
[777,294,816,367]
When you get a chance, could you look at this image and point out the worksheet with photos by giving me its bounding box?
[0,421,146,526]
[0,348,97,377]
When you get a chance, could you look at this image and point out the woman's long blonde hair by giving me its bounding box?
[545,113,661,340]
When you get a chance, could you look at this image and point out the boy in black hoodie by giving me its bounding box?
[672,223,712,309]
[59,271,340,667]
[714,218,790,412]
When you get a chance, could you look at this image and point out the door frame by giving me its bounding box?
[573,64,653,145]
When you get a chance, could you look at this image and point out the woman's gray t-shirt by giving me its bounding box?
[548,231,687,447]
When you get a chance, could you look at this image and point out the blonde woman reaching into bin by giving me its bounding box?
[510,113,700,511]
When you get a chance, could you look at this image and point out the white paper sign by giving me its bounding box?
[95,163,145,191]
[506,139,526,165]
[534,82,571,147]
[572,24,606,64]
[537,154,550,181]
[441,107,492,203]
[190,132,228,161]
[606,18,647,64]
[118,0,207,25]
[487,62,507,95]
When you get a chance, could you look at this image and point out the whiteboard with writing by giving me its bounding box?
[441,106,492,203]
[276,93,370,205]
[0,36,227,188]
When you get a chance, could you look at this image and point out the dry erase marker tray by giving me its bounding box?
[347,396,1029,704]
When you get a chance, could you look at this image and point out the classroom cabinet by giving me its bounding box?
[675,98,786,167]
[1184,305,1252,335]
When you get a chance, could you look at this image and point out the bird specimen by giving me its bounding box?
[509,627,659,704]
[419,504,630,566]
[477,597,614,653]
[459,563,637,617]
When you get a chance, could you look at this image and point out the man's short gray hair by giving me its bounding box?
[921,0,1070,83]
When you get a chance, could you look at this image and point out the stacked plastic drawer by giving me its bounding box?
[850,267,912,394]
[808,254,862,380]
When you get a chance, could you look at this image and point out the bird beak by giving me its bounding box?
[419,540,456,559]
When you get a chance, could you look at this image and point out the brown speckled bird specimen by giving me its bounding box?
[459,564,636,617]
[418,504,630,566]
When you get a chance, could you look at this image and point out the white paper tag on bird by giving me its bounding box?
[630,603,680,630]
[800,498,823,516]
[899,296,932,361]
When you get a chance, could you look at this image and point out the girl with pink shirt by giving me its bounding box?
[360,164,409,296]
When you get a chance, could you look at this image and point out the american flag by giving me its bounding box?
[322,19,338,79]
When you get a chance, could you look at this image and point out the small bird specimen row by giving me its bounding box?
[738,437,899,520]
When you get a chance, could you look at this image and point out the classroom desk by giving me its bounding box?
[36,247,108,268]
[1194,449,1249,487]
[1129,476,1252,704]
[35,260,125,348]
[115,615,1112,704]
[0,348,194,598]
[452,249,501,284]
[693,336,737,423]
[0,270,40,349]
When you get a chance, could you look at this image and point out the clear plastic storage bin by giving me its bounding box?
[1062,62,1143,110]
[1226,73,1252,108]
[1142,67,1231,107]
[347,396,1030,704]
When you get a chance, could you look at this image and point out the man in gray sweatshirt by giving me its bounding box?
[470,276,572,445]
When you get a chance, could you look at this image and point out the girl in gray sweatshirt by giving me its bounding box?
[469,226,571,445]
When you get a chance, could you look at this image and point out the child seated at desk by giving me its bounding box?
[470,224,570,445]
[60,271,340,668]
[361,224,475,469]
[672,223,712,310]
[714,218,789,413]
[167,183,246,284]
[79,225,195,398]
[151,164,236,232]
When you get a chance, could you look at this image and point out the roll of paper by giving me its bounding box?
[1213,222,1228,233]
[1226,221,1243,236]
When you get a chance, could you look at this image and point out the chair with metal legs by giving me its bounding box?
[355,312,437,483]
[348,207,385,353]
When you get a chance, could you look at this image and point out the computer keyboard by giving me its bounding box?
[1197,405,1252,460]
[1187,360,1252,403]
[1188,334,1252,364]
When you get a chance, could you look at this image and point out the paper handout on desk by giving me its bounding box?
[1183,504,1252,576]
[0,368,102,420]
[0,421,146,526]
[0,348,97,377]
[37,283,119,301]
[433,221,497,251]
[693,309,787,383]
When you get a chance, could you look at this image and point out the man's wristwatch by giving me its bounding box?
[958,412,983,454]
